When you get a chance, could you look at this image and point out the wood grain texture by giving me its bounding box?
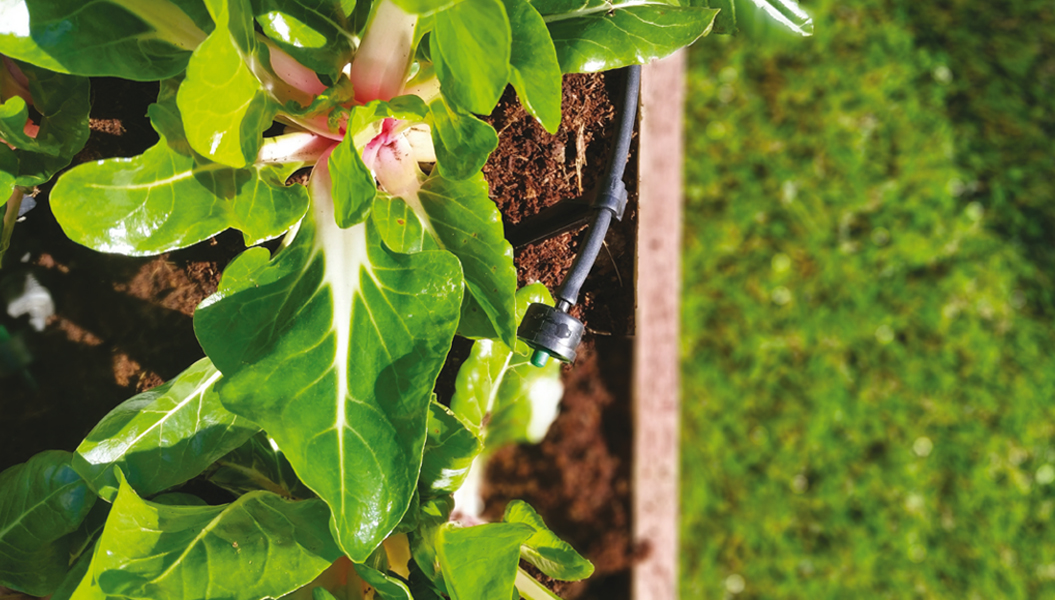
[633,50,686,600]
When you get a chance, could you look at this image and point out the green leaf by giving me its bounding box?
[502,500,593,581]
[408,495,453,588]
[194,168,464,561]
[451,283,563,447]
[0,0,210,79]
[420,403,482,499]
[430,0,511,115]
[353,563,413,600]
[390,0,463,17]
[209,431,316,500]
[542,1,720,73]
[501,0,562,133]
[178,0,277,167]
[436,522,534,600]
[90,473,340,599]
[0,451,95,596]
[400,172,518,347]
[47,541,94,600]
[720,0,813,38]
[328,133,377,228]
[0,62,90,187]
[371,194,435,254]
[428,97,498,180]
[72,357,259,502]
[457,291,500,339]
[253,0,355,78]
[51,100,309,256]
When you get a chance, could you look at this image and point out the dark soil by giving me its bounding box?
[0,73,636,600]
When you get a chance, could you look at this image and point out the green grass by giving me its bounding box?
[680,1,1055,598]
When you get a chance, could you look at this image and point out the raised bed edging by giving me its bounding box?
[633,50,686,600]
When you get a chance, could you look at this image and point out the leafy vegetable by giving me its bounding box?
[0,451,95,596]
[88,472,341,599]
[193,165,463,560]
[1,0,811,596]
[72,357,258,502]
[51,98,310,255]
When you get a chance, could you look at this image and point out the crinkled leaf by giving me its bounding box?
[328,133,376,228]
[347,96,431,146]
[436,522,534,600]
[430,0,510,115]
[178,0,277,167]
[51,101,309,255]
[209,431,316,500]
[540,0,719,73]
[0,0,210,80]
[501,0,562,132]
[0,63,89,187]
[502,500,593,581]
[451,283,563,447]
[420,402,482,499]
[194,164,463,561]
[72,357,258,502]
[428,97,497,180]
[91,474,340,599]
[399,172,517,346]
[0,451,95,596]
[253,0,355,78]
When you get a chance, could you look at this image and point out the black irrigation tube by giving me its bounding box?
[515,64,641,367]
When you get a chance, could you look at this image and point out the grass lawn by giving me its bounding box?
[680,1,1055,597]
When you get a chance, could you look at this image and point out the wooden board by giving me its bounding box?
[633,50,686,600]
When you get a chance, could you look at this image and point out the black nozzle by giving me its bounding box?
[517,302,584,366]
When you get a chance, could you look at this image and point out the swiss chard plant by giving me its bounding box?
[0,0,809,598]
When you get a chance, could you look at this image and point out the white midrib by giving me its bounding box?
[84,163,228,191]
[314,206,372,513]
[81,368,222,465]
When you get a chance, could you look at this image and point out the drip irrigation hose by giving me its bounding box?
[517,64,641,367]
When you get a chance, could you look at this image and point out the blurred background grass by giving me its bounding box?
[679,1,1055,598]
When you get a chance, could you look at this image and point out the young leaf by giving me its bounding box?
[502,500,593,581]
[401,172,518,347]
[428,97,498,180]
[327,134,377,228]
[0,451,96,597]
[0,0,210,80]
[720,0,813,38]
[0,62,90,188]
[90,474,341,600]
[371,194,435,254]
[419,402,482,499]
[72,357,259,502]
[436,522,534,600]
[177,0,277,167]
[501,0,562,133]
[541,0,720,73]
[451,283,564,447]
[430,0,511,115]
[208,431,316,500]
[51,101,309,256]
[253,0,356,79]
[193,162,464,561]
